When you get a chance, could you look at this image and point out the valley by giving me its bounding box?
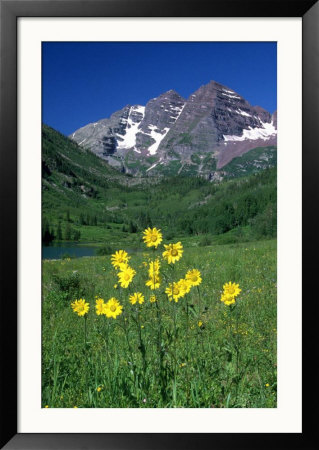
[42,125,276,251]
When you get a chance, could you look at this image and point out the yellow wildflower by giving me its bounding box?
[145,258,161,290]
[111,250,130,269]
[186,269,202,287]
[148,259,160,277]
[223,281,241,297]
[145,275,161,290]
[71,298,90,316]
[117,265,136,288]
[129,292,145,305]
[220,292,236,306]
[142,227,163,248]
[165,280,186,302]
[104,297,123,319]
[95,297,105,316]
[178,278,192,294]
[118,262,129,271]
[150,295,157,303]
[162,242,183,264]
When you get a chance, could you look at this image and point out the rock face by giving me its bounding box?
[70,80,277,176]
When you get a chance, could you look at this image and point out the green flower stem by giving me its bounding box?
[197,286,204,352]
[228,305,232,343]
[84,315,87,346]
[173,301,177,370]
[185,298,190,406]
[119,316,134,363]
[155,300,163,370]
[118,314,138,397]
[84,314,89,399]
[229,303,240,374]
[135,304,147,396]
[105,318,110,362]
[136,306,145,361]
[228,302,240,401]
[172,300,178,406]
[197,285,202,318]
[151,245,165,399]
[235,301,240,375]
[155,297,168,402]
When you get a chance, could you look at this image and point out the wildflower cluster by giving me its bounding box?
[111,249,136,288]
[70,226,203,325]
[164,269,202,302]
[145,258,161,290]
[220,281,242,306]
[70,231,243,337]
[62,225,253,409]
[71,296,123,320]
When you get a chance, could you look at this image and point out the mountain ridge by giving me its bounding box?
[69,80,277,177]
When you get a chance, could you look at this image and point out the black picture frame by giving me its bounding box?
[0,0,318,448]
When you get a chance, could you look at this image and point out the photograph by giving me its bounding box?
[41,41,277,409]
[2,0,318,446]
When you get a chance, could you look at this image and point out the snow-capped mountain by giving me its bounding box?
[70,80,277,177]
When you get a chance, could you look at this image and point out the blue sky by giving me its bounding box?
[42,42,277,136]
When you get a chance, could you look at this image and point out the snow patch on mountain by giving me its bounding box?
[237,109,252,117]
[223,121,277,142]
[134,105,146,116]
[147,126,170,155]
[221,92,241,100]
[174,103,185,121]
[227,108,252,118]
[117,105,145,150]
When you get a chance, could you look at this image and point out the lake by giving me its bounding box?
[42,243,97,260]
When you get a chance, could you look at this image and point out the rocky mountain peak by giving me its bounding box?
[70,79,277,176]
[157,89,184,99]
[272,110,277,128]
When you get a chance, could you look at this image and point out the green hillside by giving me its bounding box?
[221,146,277,178]
[42,125,276,248]
[119,145,276,178]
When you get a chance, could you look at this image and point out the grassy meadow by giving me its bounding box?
[42,237,277,408]
[42,125,277,408]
